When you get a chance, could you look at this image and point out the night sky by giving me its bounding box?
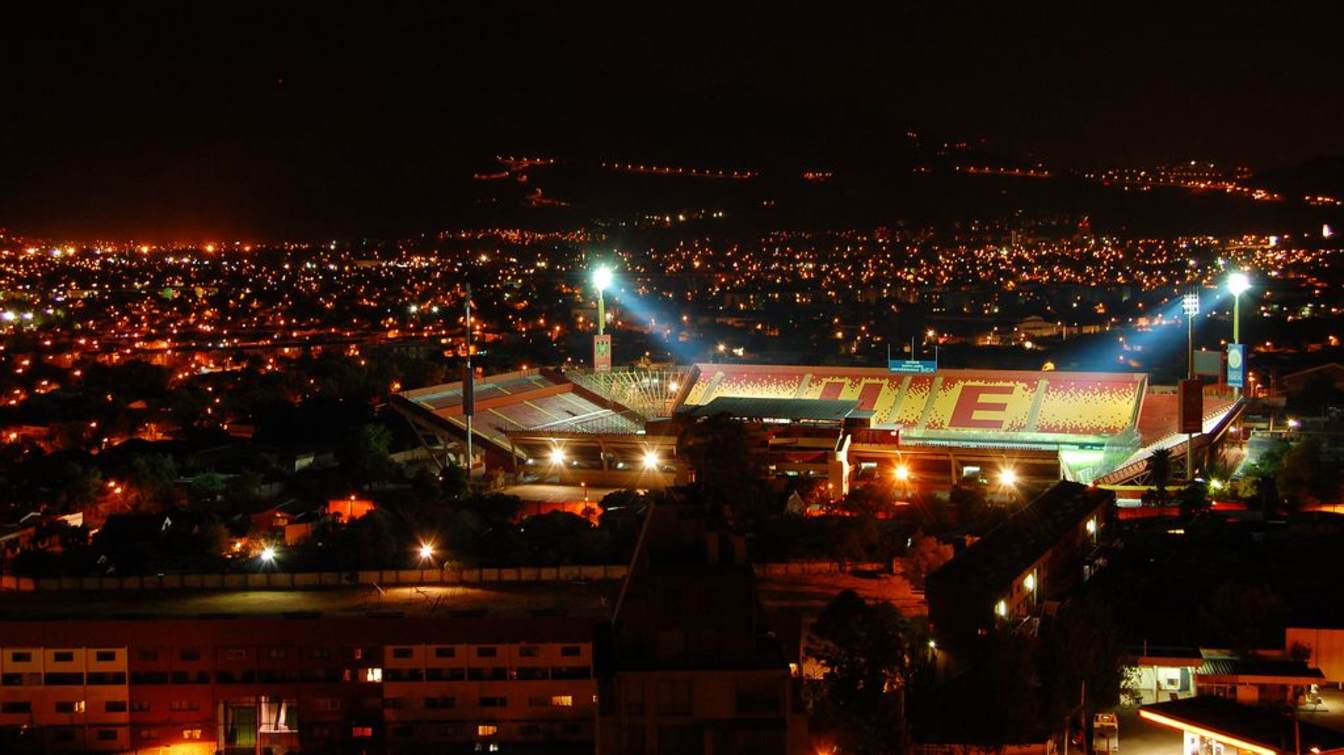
[4,2,1342,240]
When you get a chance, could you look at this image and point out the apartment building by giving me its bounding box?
[0,586,608,753]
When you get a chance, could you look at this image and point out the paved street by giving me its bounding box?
[1111,707,1183,755]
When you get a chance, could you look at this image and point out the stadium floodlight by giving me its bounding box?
[642,450,660,470]
[592,265,614,337]
[592,265,614,292]
[1227,271,1251,297]
[1182,292,1200,317]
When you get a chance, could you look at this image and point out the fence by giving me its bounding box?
[0,559,891,593]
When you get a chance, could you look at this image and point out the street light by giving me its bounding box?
[259,545,276,564]
[642,450,660,470]
[894,463,911,482]
[418,542,435,562]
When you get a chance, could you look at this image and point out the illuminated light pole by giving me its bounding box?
[592,265,613,336]
[591,265,614,372]
[464,284,475,479]
[1182,291,1200,482]
[1227,272,1250,398]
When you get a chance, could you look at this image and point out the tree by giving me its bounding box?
[677,413,767,524]
[1146,447,1173,504]
[902,533,954,591]
[809,590,924,755]
[1178,481,1210,518]
[127,453,178,508]
[337,423,395,487]
[1199,581,1284,655]
[1040,593,1128,745]
[1277,437,1335,508]
[53,461,102,512]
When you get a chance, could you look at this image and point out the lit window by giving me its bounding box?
[1086,518,1097,535]
[478,724,498,737]
[551,695,574,707]
[1023,573,1036,593]
[361,667,383,683]
[995,599,1008,618]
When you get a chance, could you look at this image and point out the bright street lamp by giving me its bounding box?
[642,450,660,470]
[418,542,435,562]
[259,545,276,563]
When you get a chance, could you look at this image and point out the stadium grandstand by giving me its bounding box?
[391,363,1243,498]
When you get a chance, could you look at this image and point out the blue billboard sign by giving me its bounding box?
[1226,343,1245,388]
[888,359,938,374]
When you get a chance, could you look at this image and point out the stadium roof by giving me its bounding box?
[683,364,1147,448]
[679,396,859,421]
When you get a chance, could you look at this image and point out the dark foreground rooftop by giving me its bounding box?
[1142,696,1344,755]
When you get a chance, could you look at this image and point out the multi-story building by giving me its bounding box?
[597,502,808,755]
[0,585,607,753]
[925,481,1114,648]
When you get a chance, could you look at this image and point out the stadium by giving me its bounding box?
[391,363,1243,499]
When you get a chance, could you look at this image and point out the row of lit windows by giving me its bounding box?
[1,700,126,714]
[5,650,119,664]
[381,695,576,710]
[1,660,592,686]
[389,645,584,660]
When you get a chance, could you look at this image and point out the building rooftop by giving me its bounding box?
[1142,696,1344,755]
[926,481,1112,597]
[0,582,617,623]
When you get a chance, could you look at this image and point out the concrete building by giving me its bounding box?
[925,481,1113,648]
[0,584,608,753]
[597,501,807,755]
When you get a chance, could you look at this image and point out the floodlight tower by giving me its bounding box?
[1226,272,1251,398]
[1182,291,1200,483]
[591,265,614,372]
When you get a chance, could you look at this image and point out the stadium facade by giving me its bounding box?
[392,363,1243,497]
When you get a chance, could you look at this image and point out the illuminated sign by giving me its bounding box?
[1178,379,1203,434]
[1226,344,1245,388]
[593,334,612,373]
[888,359,937,374]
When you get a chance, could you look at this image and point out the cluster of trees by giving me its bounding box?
[808,589,1127,755]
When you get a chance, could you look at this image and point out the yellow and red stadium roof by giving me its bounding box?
[681,364,1147,448]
